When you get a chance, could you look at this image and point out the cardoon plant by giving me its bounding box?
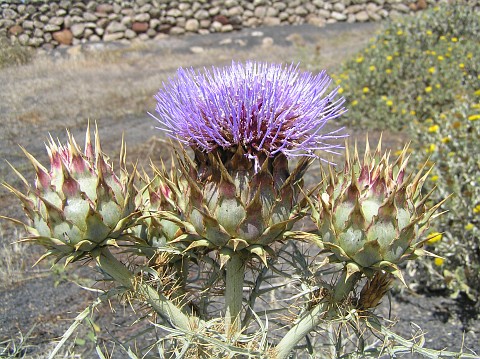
[2,61,471,358]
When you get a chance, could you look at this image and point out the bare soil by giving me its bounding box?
[0,22,478,357]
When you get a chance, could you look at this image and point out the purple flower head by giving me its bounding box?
[152,61,346,160]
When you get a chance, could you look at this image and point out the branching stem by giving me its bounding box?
[273,267,361,359]
[93,247,194,331]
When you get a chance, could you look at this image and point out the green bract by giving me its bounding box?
[152,146,311,266]
[5,125,138,264]
[311,139,445,281]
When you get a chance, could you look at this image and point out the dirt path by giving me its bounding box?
[0,22,478,357]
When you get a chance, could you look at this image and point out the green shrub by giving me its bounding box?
[0,37,33,69]
[335,3,480,303]
[335,3,479,130]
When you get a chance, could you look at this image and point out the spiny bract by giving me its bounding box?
[149,146,312,266]
[311,138,446,281]
[4,125,138,264]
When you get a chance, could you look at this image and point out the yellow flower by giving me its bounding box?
[465,223,474,231]
[427,232,443,244]
[410,110,416,115]
[459,63,465,69]
[434,258,445,266]
[474,204,480,214]
[439,35,446,41]
[386,68,392,74]
[338,87,344,94]
[356,56,364,63]
[401,109,407,115]
[428,67,436,74]
[417,95,423,101]
[437,55,444,61]
[435,84,441,89]
[425,86,432,93]
[467,52,473,59]
[362,87,370,94]
[397,30,403,36]
[448,151,455,157]
[441,137,451,143]
[386,100,393,107]
[431,51,436,56]
[425,143,436,153]
[430,175,439,182]
[386,55,393,61]
[468,114,480,121]
[369,65,376,71]
[426,30,432,36]
[351,100,358,106]
[428,124,439,132]
[472,103,480,109]
[370,44,376,49]
[475,89,480,96]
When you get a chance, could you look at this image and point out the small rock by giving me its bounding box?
[70,23,85,37]
[89,34,101,42]
[103,32,124,41]
[83,12,98,21]
[18,34,30,45]
[124,29,136,39]
[169,26,185,35]
[3,8,17,19]
[391,3,410,13]
[294,6,308,16]
[263,17,280,26]
[8,25,23,36]
[355,11,369,22]
[29,37,44,47]
[167,8,181,17]
[210,21,223,32]
[96,4,114,14]
[194,9,210,20]
[306,15,326,27]
[333,3,346,12]
[185,18,199,32]
[221,24,234,32]
[132,22,149,33]
[331,12,347,21]
[23,21,34,30]
[49,17,64,26]
[213,15,229,25]
[227,6,243,17]
[190,46,204,54]
[135,13,150,22]
[106,21,126,33]
[52,29,73,45]
[44,24,61,32]
[251,30,264,37]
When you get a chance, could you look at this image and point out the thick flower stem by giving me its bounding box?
[224,253,245,338]
[273,267,360,359]
[94,247,193,331]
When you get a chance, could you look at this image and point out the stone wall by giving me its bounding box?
[0,0,461,49]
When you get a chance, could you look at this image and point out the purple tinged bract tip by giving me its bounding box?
[152,61,347,159]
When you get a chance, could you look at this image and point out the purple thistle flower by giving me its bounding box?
[152,61,346,160]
